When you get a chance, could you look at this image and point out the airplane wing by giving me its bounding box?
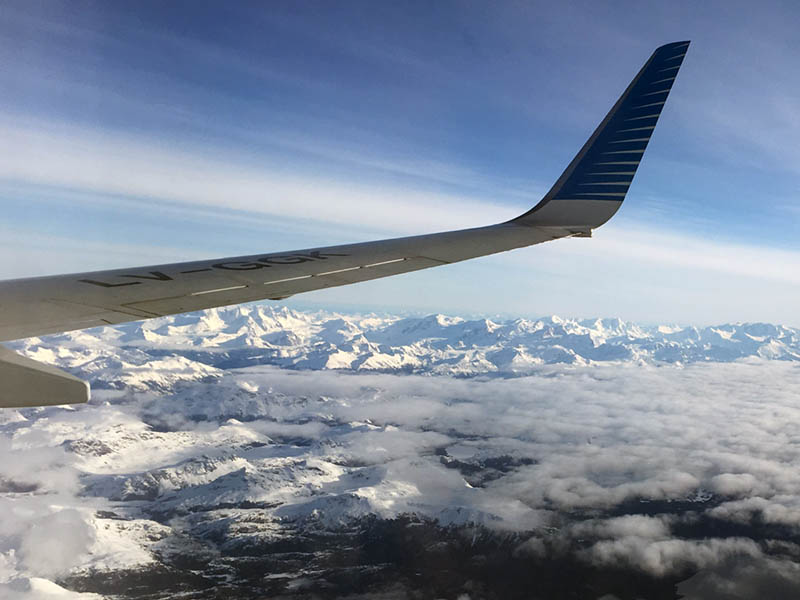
[0,41,689,407]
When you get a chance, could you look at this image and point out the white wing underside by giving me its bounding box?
[0,41,689,407]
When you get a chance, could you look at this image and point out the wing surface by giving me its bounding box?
[0,41,689,406]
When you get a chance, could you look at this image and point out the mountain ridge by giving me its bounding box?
[9,305,800,392]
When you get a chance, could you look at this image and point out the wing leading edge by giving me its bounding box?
[0,41,689,407]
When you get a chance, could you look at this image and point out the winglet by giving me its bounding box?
[513,41,690,229]
[0,346,89,408]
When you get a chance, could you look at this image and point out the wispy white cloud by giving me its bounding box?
[0,226,210,278]
[0,116,513,236]
[5,115,799,277]
[538,222,800,285]
[0,435,96,587]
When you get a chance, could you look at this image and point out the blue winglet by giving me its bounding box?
[514,41,689,228]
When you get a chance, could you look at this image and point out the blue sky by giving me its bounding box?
[2,1,800,324]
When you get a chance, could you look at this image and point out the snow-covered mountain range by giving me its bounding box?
[4,306,800,599]
[10,305,800,392]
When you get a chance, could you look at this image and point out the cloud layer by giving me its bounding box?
[4,331,800,597]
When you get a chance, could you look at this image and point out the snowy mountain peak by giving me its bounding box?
[11,306,800,393]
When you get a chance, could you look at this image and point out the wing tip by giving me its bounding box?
[511,40,690,230]
[658,40,691,50]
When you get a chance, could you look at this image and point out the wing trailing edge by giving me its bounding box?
[0,346,89,408]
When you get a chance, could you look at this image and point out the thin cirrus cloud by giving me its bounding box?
[2,115,797,273]
[0,117,511,236]
[532,222,800,286]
